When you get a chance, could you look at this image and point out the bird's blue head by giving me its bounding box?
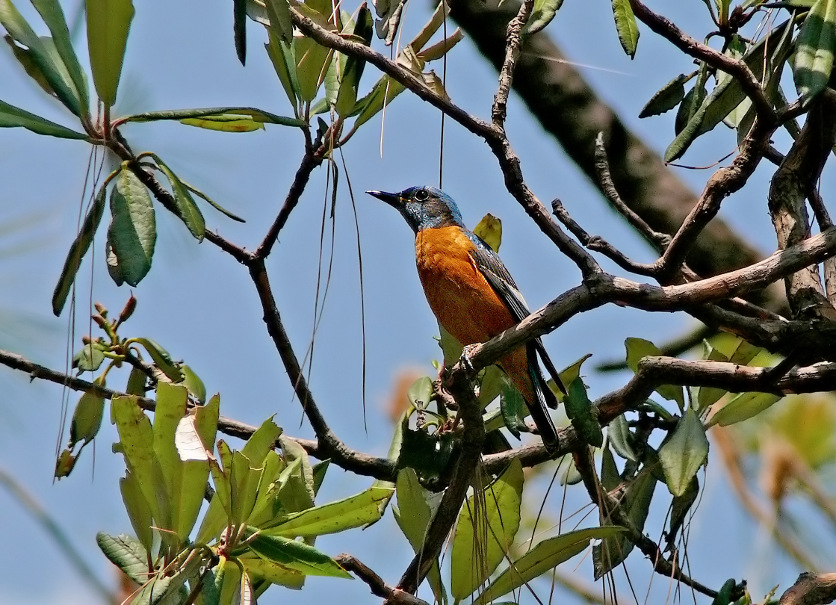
[367,186,464,233]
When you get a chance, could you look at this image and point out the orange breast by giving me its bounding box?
[415,226,535,403]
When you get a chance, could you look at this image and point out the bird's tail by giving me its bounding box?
[527,342,559,452]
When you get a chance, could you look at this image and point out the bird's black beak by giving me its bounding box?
[366,190,401,208]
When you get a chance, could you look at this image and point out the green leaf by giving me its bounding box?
[550,353,592,402]
[125,366,147,396]
[639,74,689,118]
[112,395,166,525]
[96,532,149,585]
[52,184,107,315]
[240,554,305,589]
[265,31,300,113]
[73,340,107,372]
[179,364,206,403]
[120,470,154,551]
[266,485,394,537]
[246,450,285,528]
[179,178,245,223]
[245,532,352,578]
[499,383,527,439]
[153,383,188,537]
[105,239,124,285]
[335,4,373,117]
[31,0,89,114]
[68,386,105,449]
[394,468,433,551]
[120,106,305,128]
[5,35,78,107]
[393,469,446,603]
[564,378,604,447]
[696,341,730,413]
[0,98,86,139]
[674,81,706,136]
[592,470,655,578]
[132,337,183,382]
[234,0,247,65]
[473,527,625,604]
[712,578,738,605]
[523,0,564,35]
[659,409,708,496]
[708,391,782,427]
[294,37,333,103]
[451,460,524,600]
[243,418,282,462]
[231,451,262,526]
[611,0,640,57]
[0,0,82,114]
[607,413,637,462]
[265,0,293,43]
[794,0,836,101]
[351,73,405,126]
[407,376,433,409]
[215,557,241,605]
[86,0,134,106]
[625,337,683,409]
[668,475,699,545]
[148,155,205,240]
[107,167,156,287]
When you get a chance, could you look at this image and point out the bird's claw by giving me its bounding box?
[459,344,479,372]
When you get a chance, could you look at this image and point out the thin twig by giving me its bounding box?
[491,0,534,128]
[254,136,325,260]
[593,133,671,250]
[334,554,429,605]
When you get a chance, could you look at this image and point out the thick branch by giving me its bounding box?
[779,572,836,605]
[462,227,836,376]
[768,90,836,317]
[396,369,486,595]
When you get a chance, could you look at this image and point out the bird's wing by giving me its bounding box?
[466,232,566,399]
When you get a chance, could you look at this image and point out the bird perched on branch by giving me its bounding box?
[367,186,564,452]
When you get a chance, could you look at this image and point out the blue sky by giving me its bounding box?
[0,0,828,603]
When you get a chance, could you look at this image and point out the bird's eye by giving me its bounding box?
[414,188,429,202]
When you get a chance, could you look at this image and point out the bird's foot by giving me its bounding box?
[459,344,479,372]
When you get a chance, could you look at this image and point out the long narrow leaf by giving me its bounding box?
[148,154,205,240]
[86,0,134,106]
[120,106,305,128]
[0,0,82,114]
[794,0,836,101]
[52,184,107,316]
[473,527,626,605]
[31,0,89,114]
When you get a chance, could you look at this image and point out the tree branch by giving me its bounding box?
[335,554,429,605]
[778,572,836,605]
[396,367,486,595]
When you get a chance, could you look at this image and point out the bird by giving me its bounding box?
[367,185,564,452]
